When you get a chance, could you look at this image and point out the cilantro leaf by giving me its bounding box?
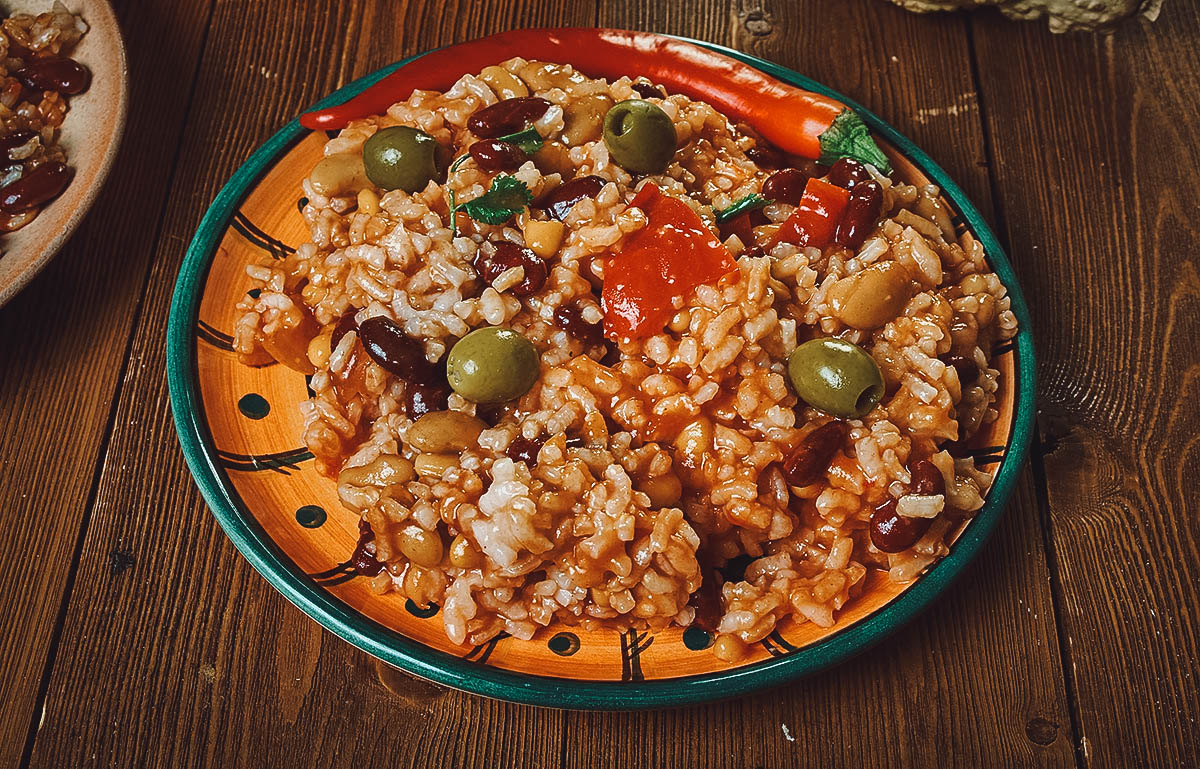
[716,193,771,223]
[496,127,544,155]
[817,109,892,175]
[458,175,532,225]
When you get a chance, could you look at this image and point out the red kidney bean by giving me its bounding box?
[783,420,849,486]
[0,161,70,213]
[745,142,785,169]
[467,97,551,138]
[761,168,809,205]
[0,129,36,156]
[552,301,604,346]
[330,311,358,351]
[15,57,90,95]
[405,381,450,419]
[357,316,440,384]
[827,158,873,190]
[539,175,606,221]
[870,498,932,553]
[910,459,946,495]
[505,434,546,466]
[350,519,385,576]
[631,82,667,99]
[944,354,979,385]
[834,180,882,249]
[468,139,527,171]
[474,241,547,296]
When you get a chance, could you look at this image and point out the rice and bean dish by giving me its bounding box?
[234,58,1016,662]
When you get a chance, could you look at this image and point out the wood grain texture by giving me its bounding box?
[0,0,212,765]
[972,3,1200,767]
[23,0,593,767]
[4,0,1195,766]
[562,2,1075,765]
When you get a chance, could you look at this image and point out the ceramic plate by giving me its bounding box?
[0,0,128,306]
[168,30,1036,709]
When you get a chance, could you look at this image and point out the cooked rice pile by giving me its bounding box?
[235,58,1016,660]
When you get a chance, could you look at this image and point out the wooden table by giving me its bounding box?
[1,0,1196,766]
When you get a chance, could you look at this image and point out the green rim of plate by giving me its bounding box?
[167,31,1037,710]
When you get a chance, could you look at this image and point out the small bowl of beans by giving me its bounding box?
[0,0,128,307]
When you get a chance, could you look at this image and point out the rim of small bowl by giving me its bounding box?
[167,30,1036,710]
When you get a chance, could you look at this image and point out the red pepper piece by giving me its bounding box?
[770,177,850,249]
[601,184,735,340]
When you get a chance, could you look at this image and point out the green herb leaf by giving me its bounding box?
[459,175,532,225]
[715,193,771,223]
[449,153,471,173]
[817,109,892,175]
[497,127,544,156]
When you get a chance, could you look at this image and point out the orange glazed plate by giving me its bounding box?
[168,29,1035,709]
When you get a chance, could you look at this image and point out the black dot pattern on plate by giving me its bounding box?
[237,393,270,419]
[295,505,326,528]
[682,626,713,651]
[547,631,580,656]
[405,599,439,618]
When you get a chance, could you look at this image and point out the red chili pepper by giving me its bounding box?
[300,28,869,163]
[769,177,851,249]
[601,184,735,340]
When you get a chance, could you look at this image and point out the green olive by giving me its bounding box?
[362,126,438,192]
[787,338,884,418]
[602,99,677,174]
[446,327,540,404]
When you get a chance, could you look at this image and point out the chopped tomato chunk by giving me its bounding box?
[770,177,851,249]
[602,184,736,340]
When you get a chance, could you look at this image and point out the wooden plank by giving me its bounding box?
[23,0,594,767]
[0,0,213,765]
[971,4,1200,766]
[561,1,1077,766]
